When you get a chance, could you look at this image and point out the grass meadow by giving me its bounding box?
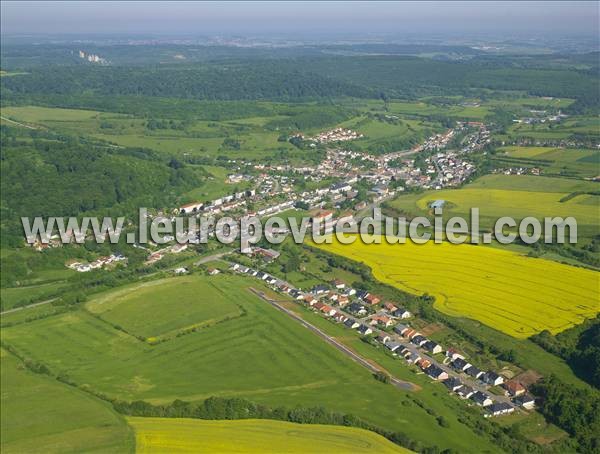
[85,275,243,341]
[0,274,502,452]
[129,417,410,454]
[0,349,134,453]
[318,237,599,338]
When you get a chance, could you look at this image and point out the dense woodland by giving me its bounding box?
[0,126,203,247]
[2,54,598,112]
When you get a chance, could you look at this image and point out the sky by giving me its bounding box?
[1,1,598,37]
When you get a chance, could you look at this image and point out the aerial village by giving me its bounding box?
[227,261,535,419]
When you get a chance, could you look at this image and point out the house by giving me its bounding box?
[384,341,402,352]
[173,267,188,274]
[503,380,525,397]
[411,335,428,347]
[383,302,398,312]
[290,289,304,300]
[314,301,326,311]
[207,268,220,276]
[456,386,475,399]
[425,364,448,381]
[444,377,463,392]
[347,302,367,316]
[370,315,393,328]
[356,290,370,300]
[257,271,268,280]
[406,352,421,364]
[423,340,443,354]
[483,371,504,386]
[337,295,350,307]
[417,358,432,370]
[364,294,381,305]
[304,295,318,306]
[486,402,514,417]
[333,312,348,323]
[403,328,418,339]
[312,284,329,295]
[451,357,472,372]
[343,287,357,296]
[392,307,411,319]
[394,324,409,336]
[446,348,465,361]
[376,334,391,344]
[254,247,281,261]
[344,318,360,329]
[332,279,345,289]
[465,366,484,379]
[514,394,535,410]
[357,325,373,336]
[328,293,339,302]
[320,304,337,316]
[470,391,493,407]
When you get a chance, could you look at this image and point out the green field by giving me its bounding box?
[129,417,409,454]
[388,174,600,241]
[0,349,134,453]
[495,146,600,178]
[317,236,599,338]
[86,275,244,340]
[0,274,502,452]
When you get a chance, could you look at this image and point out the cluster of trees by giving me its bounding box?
[532,375,600,453]
[146,118,189,130]
[531,316,600,389]
[1,64,374,102]
[0,126,203,247]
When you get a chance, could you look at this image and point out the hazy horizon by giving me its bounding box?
[2,1,599,38]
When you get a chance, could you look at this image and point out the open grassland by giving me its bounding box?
[317,237,599,338]
[86,275,244,340]
[129,417,410,454]
[495,146,600,178]
[0,274,501,452]
[0,349,134,453]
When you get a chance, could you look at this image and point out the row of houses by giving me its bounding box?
[229,262,532,417]
[66,253,126,272]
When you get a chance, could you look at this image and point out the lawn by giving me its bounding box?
[0,349,134,453]
[317,236,599,338]
[129,417,410,454]
[0,274,501,452]
[85,275,244,340]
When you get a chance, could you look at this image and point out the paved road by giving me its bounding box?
[193,251,232,266]
[249,287,418,392]
[1,298,58,316]
[0,116,38,130]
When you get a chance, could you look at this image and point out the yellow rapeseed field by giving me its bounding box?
[319,237,599,338]
[128,417,409,453]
